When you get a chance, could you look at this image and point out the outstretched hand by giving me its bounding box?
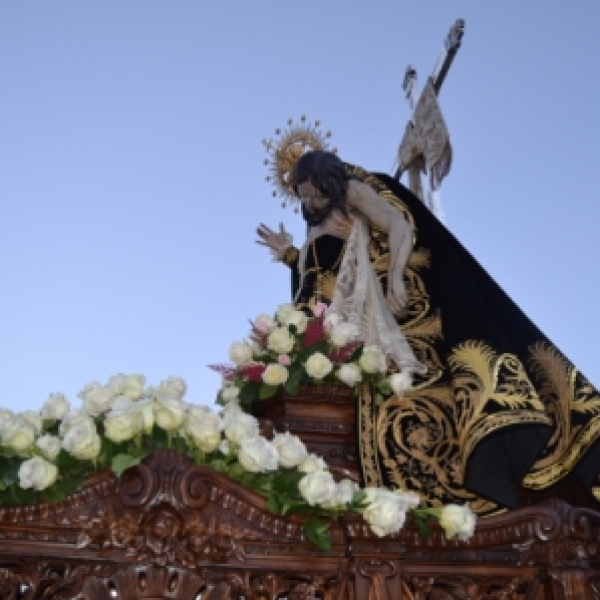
[256,222,291,254]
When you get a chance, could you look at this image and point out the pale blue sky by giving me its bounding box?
[1,2,599,411]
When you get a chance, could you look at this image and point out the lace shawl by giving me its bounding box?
[329,215,427,375]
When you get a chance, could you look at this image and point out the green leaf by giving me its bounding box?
[284,364,304,396]
[303,516,332,551]
[111,454,144,477]
[238,382,261,403]
[259,384,278,400]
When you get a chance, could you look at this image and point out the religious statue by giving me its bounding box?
[257,124,600,516]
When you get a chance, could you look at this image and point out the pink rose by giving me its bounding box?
[278,354,292,366]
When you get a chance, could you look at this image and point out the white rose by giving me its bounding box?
[298,470,337,506]
[329,322,359,347]
[272,431,308,468]
[284,310,308,334]
[107,373,146,401]
[59,410,95,437]
[390,371,413,397]
[337,364,362,387]
[321,478,359,508]
[220,401,243,429]
[228,342,254,367]
[18,457,58,491]
[298,453,328,473]
[267,327,294,354]
[0,408,14,428]
[221,385,240,402]
[305,352,333,380]
[78,381,115,417]
[439,504,476,541]
[20,410,43,434]
[276,303,296,325]
[103,397,144,443]
[218,439,230,455]
[41,393,70,420]
[362,488,420,537]
[183,406,223,453]
[1,417,35,453]
[358,346,387,374]
[62,420,102,460]
[133,398,155,433]
[238,436,279,473]
[224,411,259,445]
[254,313,276,333]
[36,434,62,461]
[262,364,289,387]
[155,376,187,401]
[154,397,187,431]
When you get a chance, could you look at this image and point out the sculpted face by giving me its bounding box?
[298,181,333,226]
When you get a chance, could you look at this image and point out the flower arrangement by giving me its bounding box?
[0,370,475,550]
[213,302,413,410]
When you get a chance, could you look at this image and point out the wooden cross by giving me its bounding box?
[394,19,465,196]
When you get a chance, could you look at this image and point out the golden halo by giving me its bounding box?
[262,116,336,209]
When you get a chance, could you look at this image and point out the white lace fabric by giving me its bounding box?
[329,215,427,375]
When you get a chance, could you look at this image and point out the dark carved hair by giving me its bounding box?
[292,151,350,223]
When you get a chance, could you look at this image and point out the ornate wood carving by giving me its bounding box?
[0,451,598,598]
[0,428,600,599]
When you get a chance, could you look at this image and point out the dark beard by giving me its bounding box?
[301,199,345,227]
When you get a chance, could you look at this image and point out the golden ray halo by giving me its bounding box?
[262,116,336,210]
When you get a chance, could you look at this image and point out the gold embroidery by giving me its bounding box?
[315,271,337,303]
[524,342,600,488]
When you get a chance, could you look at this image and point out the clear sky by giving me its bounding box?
[1,2,599,412]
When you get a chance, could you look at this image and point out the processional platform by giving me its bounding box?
[1,389,600,599]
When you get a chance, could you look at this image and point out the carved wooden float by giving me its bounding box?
[0,448,599,599]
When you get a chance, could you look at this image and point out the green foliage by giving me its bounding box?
[111,454,144,477]
[303,516,332,551]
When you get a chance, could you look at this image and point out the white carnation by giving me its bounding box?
[439,504,476,541]
[228,342,254,367]
[272,431,308,468]
[238,436,279,473]
[0,408,14,429]
[262,364,289,387]
[41,393,70,420]
[305,352,333,380]
[324,312,341,330]
[298,470,337,506]
[18,457,58,491]
[358,346,387,374]
[36,434,62,461]
[337,363,362,387]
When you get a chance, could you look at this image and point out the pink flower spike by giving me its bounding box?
[278,354,292,366]
[312,302,328,317]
